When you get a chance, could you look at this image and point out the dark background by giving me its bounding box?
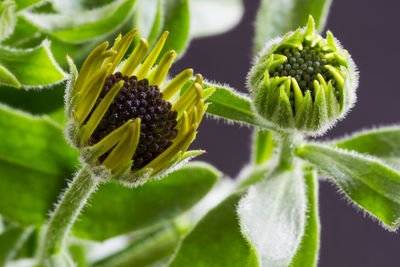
[173,1,400,266]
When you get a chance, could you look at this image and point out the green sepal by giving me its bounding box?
[324,79,340,119]
[114,166,153,187]
[65,55,78,117]
[295,90,313,130]
[271,86,294,128]
[311,83,329,132]
[150,150,205,181]
[248,15,358,135]
[264,81,281,118]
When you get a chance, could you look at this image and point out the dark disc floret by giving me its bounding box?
[273,44,340,101]
[88,72,178,170]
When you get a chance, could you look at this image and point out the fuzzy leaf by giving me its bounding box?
[15,0,43,11]
[296,143,400,230]
[0,83,65,116]
[331,126,400,168]
[160,0,190,55]
[0,104,79,226]
[290,167,320,267]
[254,0,332,54]
[21,0,137,43]
[237,165,306,267]
[169,193,259,267]
[190,0,243,38]
[0,41,66,88]
[0,0,17,42]
[73,162,220,241]
[2,15,39,47]
[202,81,275,130]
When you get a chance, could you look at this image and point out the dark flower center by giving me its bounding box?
[90,71,178,170]
[273,44,340,100]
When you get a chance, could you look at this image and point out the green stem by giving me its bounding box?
[277,131,297,170]
[38,166,99,263]
[252,129,275,165]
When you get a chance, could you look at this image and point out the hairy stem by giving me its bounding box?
[278,131,298,170]
[252,129,275,165]
[38,166,99,263]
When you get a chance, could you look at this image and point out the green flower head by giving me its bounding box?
[65,29,215,185]
[248,16,358,135]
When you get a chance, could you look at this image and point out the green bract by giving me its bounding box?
[248,16,358,135]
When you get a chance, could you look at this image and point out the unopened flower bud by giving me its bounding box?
[248,16,358,135]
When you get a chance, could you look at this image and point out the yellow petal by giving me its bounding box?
[75,65,110,125]
[136,31,169,80]
[148,50,177,86]
[79,80,124,145]
[162,68,193,101]
[102,118,141,172]
[121,38,149,76]
[74,41,109,96]
[107,29,138,75]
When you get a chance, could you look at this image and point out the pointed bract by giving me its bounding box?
[248,15,358,135]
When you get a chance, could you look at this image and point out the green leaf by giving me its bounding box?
[15,0,43,11]
[331,126,400,168]
[190,0,243,38]
[94,222,182,267]
[237,165,306,267]
[52,0,114,12]
[68,242,89,267]
[0,104,79,226]
[21,0,137,43]
[0,226,31,265]
[296,143,400,230]
[0,83,65,115]
[0,41,66,88]
[290,167,320,267]
[2,15,40,47]
[135,0,163,45]
[160,0,190,56]
[73,162,220,241]
[202,81,275,130]
[0,0,17,42]
[169,193,259,267]
[254,0,332,54]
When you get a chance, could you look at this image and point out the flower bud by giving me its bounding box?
[64,30,215,186]
[248,16,358,135]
